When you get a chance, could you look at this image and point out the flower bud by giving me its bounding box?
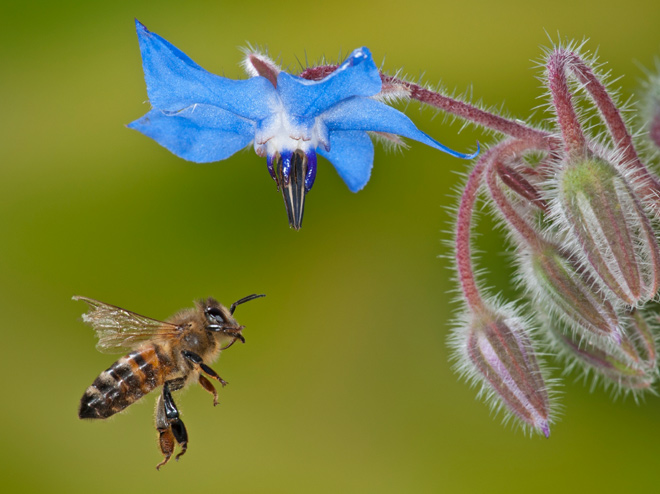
[547,315,656,390]
[554,157,660,305]
[640,64,660,151]
[522,244,623,341]
[454,307,551,436]
[624,308,657,370]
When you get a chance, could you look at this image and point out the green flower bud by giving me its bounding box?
[554,157,660,305]
[522,244,622,341]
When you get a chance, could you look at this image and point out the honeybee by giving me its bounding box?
[75,294,265,469]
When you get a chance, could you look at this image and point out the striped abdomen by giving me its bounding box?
[79,344,173,419]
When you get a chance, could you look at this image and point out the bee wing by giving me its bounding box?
[73,296,182,354]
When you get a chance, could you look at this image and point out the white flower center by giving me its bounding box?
[253,99,328,158]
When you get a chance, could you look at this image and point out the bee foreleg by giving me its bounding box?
[154,380,188,470]
[198,374,219,406]
[182,350,228,387]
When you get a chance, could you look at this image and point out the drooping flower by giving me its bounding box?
[128,20,478,229]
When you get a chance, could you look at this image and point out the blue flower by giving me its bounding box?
[128,20,478,229]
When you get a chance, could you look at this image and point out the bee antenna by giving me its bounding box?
[230,294,265,315]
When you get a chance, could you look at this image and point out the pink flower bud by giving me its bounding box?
[453,307,551,436]
[548,312,656,391]
[522,244,623,341]
[553,157,660,305]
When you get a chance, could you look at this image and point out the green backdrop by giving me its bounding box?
[2,0,660,492]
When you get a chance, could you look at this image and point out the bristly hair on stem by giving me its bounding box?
[302,38,660,434]
[409,39,659,433]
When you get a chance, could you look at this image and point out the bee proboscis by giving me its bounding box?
[75,294,265,469]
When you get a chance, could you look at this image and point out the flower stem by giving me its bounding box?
[299,65,550,141]
[484,139,552,250]
[455,138,546,313]
[546,51,589,159]
[455,150,491,314]
[381,76,550,142]
[551,50,660,199]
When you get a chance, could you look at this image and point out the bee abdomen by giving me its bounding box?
[79,345,168,419]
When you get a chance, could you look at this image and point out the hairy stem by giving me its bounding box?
[547,51,589,159]
[299,65,550,141]
[455,151,491,313]
[485,139,552,250]
[455,138,546,313]
[552,50,660,200]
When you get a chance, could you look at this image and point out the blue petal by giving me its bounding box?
[321,97,478,159]
[127,105,255,163]
[318,131,374,192]
[135,20,276,120]
[277,47,382,118]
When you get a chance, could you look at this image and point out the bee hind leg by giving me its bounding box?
[155,379,188,470]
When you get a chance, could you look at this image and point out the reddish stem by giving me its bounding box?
[554,50,660,199]
[299,65,549,142]
[455,149,493,313]
[565,52,637,163]
[546,51,589,159]
[455,138,546,313]
[382,76,549,142]
[485,139,552,250]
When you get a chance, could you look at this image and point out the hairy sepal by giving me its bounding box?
[520,244,623,341]
[553,157,660,305]
[546,312,657,392]
[452,305,552,437]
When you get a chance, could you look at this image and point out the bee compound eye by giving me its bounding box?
[205,307,225,325]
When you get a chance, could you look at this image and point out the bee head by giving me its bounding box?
[203,294,265,348]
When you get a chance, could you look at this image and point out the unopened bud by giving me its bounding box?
[640,64,660,150]
[625,308,657,370]
[522,244,623,341]
[547,316,656,390]
[554,157,660,305]
[454,307,551,436]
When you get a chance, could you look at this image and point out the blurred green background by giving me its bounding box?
[2,0,660,492]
